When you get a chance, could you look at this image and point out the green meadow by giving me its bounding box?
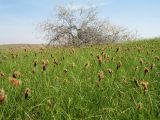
[0,38,160,120]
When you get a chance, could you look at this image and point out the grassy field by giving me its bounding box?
[0,38,160,120]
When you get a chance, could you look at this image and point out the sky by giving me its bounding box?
[0,0,160,44]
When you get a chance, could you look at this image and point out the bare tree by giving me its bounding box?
[40,5,137,46]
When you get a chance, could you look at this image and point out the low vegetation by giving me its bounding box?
[0,38,160,119]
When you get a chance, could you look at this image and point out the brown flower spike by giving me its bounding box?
[9,77,21,87]
[134,79,140,87]
[108,68,113,75]
[117,61,122,70]
[144,67,149,75]
[140,80,149,94]
[63,69,68,74]
[0,71,5,77]
[71,63,76,68]
[42,65,46,71]
[0,89,7,104]
[85,62,91,69]
[150,63,155,70]
[33,60,38,67]
[155,56,160,61]
[12,71,21,78]
[139,58,143,66]
[24,88,31,99]
[98,71,105,81]
[116,47,120,52]
[97,55,103,66]
[32,68,36,74]
[137,102,143,111]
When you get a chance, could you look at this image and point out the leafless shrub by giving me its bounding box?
[39,4,137,46]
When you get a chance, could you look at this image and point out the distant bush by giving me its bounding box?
[40,5,137,46]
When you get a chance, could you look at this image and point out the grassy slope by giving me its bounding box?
[0,44,45,49]
[0,39,160,120]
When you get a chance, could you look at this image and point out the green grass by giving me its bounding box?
[0,38,160,120]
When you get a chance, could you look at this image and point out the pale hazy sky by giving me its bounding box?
[0,0,160,44]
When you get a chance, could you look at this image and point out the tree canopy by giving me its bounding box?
[40,5,137,46]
